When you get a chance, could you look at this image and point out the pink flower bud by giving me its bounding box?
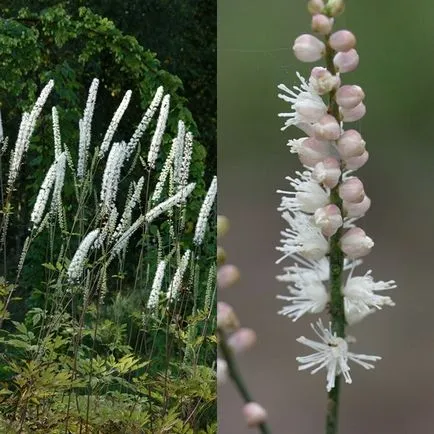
[341,102,366,122]
[312,157,341,188]
[293,34,326,62]
[329,30,356,52]
[217,215,230,238]
[337,129,366,158]
[344,150,369,170]
[297,137,331,167]
[217,302,240,332]
[313,114,341,140]
[217,264,240,289]
[308,0,325,14]
[243,402,268,428]
[314,204,343,237]
[343,195,371,218]
[311,14,334,35]
[336,85,365,109]
[217,358,228,385]
[340,227,374,259]
[339,177,365,203]
[333,49,359,73]
[309,67,341,95]
[326,0,345,16]
[228,328,257,354]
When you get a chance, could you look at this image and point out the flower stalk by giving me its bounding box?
[276,1,396,433]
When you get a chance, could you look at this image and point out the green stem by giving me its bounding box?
[324,35,346,434]
[218,329,272,434]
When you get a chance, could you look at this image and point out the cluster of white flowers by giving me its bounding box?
[147,260,167,312]
[193,176,217,246]
[166,249,191,301]
[147,94,170,169]
[100,141,127,212]
[99,90,132,157]
[67,229,100,283]
[8,80,54,190]
[276,1,396,391]
[145,182,196,223]
[30,152,67,228]
[77,78,99,179]
[113,176,145,240]
[126,86,164,158]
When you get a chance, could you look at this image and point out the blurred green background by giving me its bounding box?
[218,1,434,433]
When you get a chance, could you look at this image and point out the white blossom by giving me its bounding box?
[127,86,164,158]
[113,176,144,240]
[77,78,99,179]
[145,182,196,223]
[277,276,329,321]
[278,72,327,133]
[100,141,127,211]
[8,80,54,189]
[277,170,329,214]
[179,131,193,188]
[147,94,170,169]
[151,138,177,203]
[52,106,62,159]
[67,229,100,283]
[99,90,132,157]
[193,176,217,246]
[30,160,57,226]
[277,211,328,262]
[50,152,67,215]
[167,250,191,301]
[110,215,145,258]
[147,260,167,312]
[343,270,396,324]
[173,120,186,185]
[277,256,361,284]
[296,319,381,391]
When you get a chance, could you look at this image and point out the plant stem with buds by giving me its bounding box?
[218,329,272,434]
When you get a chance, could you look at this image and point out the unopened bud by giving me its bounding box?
[339,177,365,203]
[243,402,268,428]
[217,301,240,332]
[344,150,369,170]
[297,137,331,167]
[313,114,341,140]
[326,0,345,17]
[312,157,341,188]
[308,0,325,14]
[217,246,226,265]
[341,102,366,122]
[309,67,341,95]
[336,85,365,109]
[314,204,343,237]
[217,215,230,238]
[217,358,228,385]
[217,264,240,289]
[333,49,359,73]
[293,34,326,62]
[228,328,257,354]
[329,30,356,52]
[341,227,374,259]
[343,195,371,218]
[337,129,366,158]
[312,14,334,35]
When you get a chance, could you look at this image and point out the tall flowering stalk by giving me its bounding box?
[276,1,395,433]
